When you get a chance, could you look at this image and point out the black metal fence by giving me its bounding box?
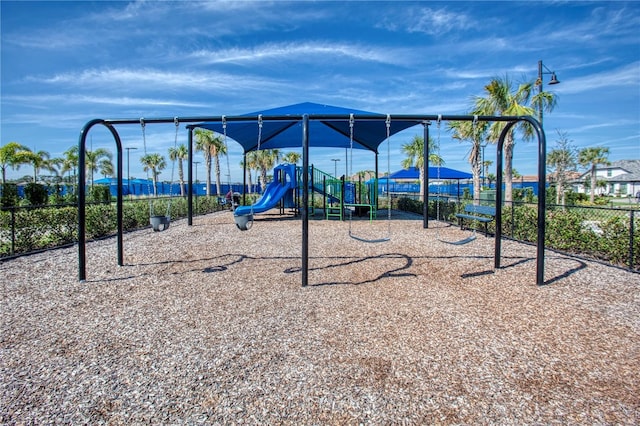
[398,196,640,272]
[0,196,223,258]
[2,196,639,272]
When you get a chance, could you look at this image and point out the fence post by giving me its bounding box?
[511,203,515,238]
[10,208,15,256]
[630,209,635,270]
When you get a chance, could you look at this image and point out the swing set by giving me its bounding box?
[140,117,180,232]
[76,108,549,286]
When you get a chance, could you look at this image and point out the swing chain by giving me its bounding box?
[257,114,263,151]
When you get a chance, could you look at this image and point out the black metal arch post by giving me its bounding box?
[78,119,124,282]
[494,116,546,285]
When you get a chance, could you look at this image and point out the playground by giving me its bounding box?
[2,209,639,423]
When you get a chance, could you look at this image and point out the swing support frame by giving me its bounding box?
[77,113,547,287]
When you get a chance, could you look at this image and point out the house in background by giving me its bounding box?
[573,159,640,197]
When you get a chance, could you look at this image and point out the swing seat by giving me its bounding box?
[150,215,171,232]
[234,213,253,231]
[438,234,477,246]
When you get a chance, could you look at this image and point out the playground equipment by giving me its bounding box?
[347,113,391,243]
[141,117,179,232]
[234,164,297,230]
[76,104,549,286]
[233,115,262,231]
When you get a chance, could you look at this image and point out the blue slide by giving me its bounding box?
[234,180,294,216]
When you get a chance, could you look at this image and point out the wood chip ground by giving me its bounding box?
[1,210,639,424]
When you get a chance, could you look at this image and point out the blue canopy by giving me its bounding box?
[193,102,420,153]
[390,166,472,180]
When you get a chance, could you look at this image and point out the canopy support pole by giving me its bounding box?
[301,114,309,287]
[423,121,430,228]
[187,127,194,225]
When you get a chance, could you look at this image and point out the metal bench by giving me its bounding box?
[455,204,496,236]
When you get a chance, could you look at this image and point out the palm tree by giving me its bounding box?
[578,146,610,203]
[169,143,188,196]
[46,157,65,184]
[448,120,488,203]
[140,153,166,197]
[253,149,280,193]
[400,135,443,201]
[473,75,545,203]
[24,149,51,183]
[99,158,114,178]
[486,173,496,188]
[281,151,301,165]
[85,148,113,187]
[195,129,227,197]
[0,142,32,184]
[62,146,79,184]
[482,160,493,187]
[240,158,252,194]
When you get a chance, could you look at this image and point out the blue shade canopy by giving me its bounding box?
[390,166,472,180]
[193,102,421,153]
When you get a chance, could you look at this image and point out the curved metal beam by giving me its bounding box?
[78,119,124,281]
[494,117,546,285]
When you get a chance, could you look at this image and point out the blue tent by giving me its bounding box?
[389,166,472,180]
[192,102,421,153]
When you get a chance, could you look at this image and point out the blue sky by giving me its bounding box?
[1,1,639,183]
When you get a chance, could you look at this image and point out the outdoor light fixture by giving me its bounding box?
[125,146,137,196]
[537,60,560,125]
[331,158,340,178]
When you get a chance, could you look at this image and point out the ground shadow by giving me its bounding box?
[284,253,417,287]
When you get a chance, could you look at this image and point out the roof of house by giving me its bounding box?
[579,159,640,182]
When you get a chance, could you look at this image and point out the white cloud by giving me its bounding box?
[187,41,403,66]
[557,62,640,94]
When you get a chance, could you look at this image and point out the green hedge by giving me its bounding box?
[0,196,223,257]
[396,197,639,271]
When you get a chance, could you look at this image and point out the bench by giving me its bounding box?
[455,204,496,236]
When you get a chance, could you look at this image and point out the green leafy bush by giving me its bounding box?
[85,204,116,239]
[24,183,49,206]
[1,183,19,208]
[89,185,111,204]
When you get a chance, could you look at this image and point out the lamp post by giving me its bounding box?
[536,60,560,126]
[125,147,137,197]
[331,158,340,178]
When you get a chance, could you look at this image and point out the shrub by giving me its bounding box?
[49,184,65,205]
[85,203,116,239]
[24,183,49,206]
[89,185,111,204]
[1,183,19,208]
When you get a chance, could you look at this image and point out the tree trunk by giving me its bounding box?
[504,133,514,204]
[205,156,212,197]
[152,175,158,197]
[418,166,424,201]
[214,155,222,197]
[590,165,596,203]
[471,144,481,204]
[260,168,267,193]
[178,161,185,197]
[473,165,481,205]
